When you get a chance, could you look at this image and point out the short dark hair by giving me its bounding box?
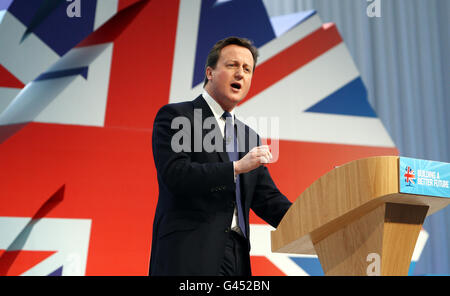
[203,36,259,87]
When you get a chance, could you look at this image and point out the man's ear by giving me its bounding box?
[205,66,213,81]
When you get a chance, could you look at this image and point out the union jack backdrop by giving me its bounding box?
[0,0,427,276]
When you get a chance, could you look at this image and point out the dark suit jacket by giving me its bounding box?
[149,95,292,275]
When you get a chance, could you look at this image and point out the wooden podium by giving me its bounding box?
[271,156,450,275]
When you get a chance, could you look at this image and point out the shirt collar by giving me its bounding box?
[202,89,236,122]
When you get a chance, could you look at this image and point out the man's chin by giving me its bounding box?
[226,97,245,108]
[227,92,247,104]
[215,93,247,110]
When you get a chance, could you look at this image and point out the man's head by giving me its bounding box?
[204,37,259,112]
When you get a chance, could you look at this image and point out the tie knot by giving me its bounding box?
[222,111,232,119]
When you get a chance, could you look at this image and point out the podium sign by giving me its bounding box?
[400,157,450,198]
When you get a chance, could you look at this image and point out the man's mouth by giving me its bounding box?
[230,82,241,90]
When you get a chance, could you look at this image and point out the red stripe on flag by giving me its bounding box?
[251,256,286,276]
[0,250,56,276]
[0,64,24,88]
[0,122,156,275]
[241,23,342,105]
[104,0,180,129]
[76,0,150,48]
[118,0,145,11]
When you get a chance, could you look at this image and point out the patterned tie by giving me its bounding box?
[222,111,246,238]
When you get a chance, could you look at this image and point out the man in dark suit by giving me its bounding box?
[149,37,292,276]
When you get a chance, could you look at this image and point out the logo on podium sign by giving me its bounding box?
[404,166,416,186]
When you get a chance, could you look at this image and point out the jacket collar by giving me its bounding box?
[192,95,251,160]
[192,95,229,163]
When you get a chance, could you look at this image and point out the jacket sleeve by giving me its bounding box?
[250,163,292,229]
[152,104,235,196]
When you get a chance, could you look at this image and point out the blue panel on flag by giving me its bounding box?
[289,257,324,276]
[47,266,63,276]
[305,77,377,117]
[35,67,89,81]
[193,0,276,87]
[8,0,96,56]
[399,157,450,198]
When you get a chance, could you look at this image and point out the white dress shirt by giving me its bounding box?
[202,89,244,236]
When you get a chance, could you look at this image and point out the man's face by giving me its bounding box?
[205,44,254,111]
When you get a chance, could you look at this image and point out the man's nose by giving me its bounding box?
[235,67,244,79]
